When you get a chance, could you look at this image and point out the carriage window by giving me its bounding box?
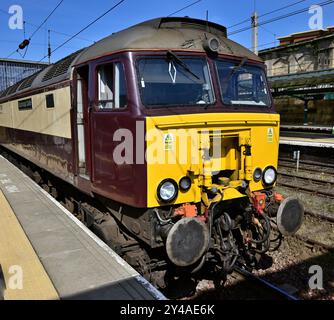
[18,98,32,111]
[137,57,214,107]
[97,62,127,110]
[46,94,55,108]
[216,60,270,107]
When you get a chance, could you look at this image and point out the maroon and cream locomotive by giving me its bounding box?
[0,17,304,290]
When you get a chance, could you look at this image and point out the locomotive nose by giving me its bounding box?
[166,218,209,267]
[276,197,304,236]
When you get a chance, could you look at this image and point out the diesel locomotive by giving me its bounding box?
[0,17,304,289]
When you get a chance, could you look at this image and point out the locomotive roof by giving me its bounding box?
[0,17,261,101]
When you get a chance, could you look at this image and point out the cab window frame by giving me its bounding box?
[214,58,272,109]
[95,61,128,112]
[135,53,216,109]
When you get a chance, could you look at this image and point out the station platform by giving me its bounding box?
[280,131,334,149]
[0,155,165,300]
[281,125,334,134]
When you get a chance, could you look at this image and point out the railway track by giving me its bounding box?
[277,172,334,198]
[271,222,334,252]
[278,158,334,221]
[279,157,334,168]
[279,158,334,175]
[292,231,334,252]
[254,158,334,300]
[233,266,298,300]
[303,209,334,223]
[193,265,300,300]
[277,167,334,252]
[279,162,334,176]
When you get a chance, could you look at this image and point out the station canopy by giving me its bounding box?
[269,68,334,98]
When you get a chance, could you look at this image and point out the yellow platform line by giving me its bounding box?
[0,191,59,300]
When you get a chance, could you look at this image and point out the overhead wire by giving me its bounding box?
[6,49,19,59]
[167,0,203,17]
[1,2,94,59]
[228,0,308,29]
[0,8,94,44]
[260,0,307,18]
[0,38,79,50]
[228,0,334,36]
[36,0,127,62]
[248,41,279,50]
[2,1,65,59]
[29,0,64,40]
[2,0,127,88]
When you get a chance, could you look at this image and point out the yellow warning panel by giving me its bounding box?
[0,191,59,300]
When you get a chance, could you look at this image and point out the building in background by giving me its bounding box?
[259,27,334,76]
[0,58,48,93]
[259,27,334,125]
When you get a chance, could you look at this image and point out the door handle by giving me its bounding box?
[0,264,5,300]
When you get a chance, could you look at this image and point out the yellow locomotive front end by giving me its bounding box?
[138,51,304,275]
[147,112,280,207]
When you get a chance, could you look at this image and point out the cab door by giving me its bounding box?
[89,60,136,204]
[73,65,92,180]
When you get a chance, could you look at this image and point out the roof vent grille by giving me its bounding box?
[18,72,40,91]
[42,49,84,82]
[6,79,25,96]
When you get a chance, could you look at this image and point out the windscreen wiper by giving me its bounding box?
[167,51,200,80]
[229,56,248,79]
[221,57,248,94]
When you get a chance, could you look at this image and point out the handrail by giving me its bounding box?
[0,264,5,300]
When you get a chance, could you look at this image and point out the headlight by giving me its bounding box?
[157,179,178,202]
[179,176,192,192]
[263,166,277,186]
[253,168,263,182]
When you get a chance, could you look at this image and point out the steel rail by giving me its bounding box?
[234,266,299,300]
[277,181,334,198]
[271,223,334,252]
[278,172,334,185]
[278,162,334,175]
[279,158,334,169]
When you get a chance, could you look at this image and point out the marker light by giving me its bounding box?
[253,168,263,182]
[179,176,192,192]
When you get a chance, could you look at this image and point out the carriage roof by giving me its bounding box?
[0,17,261,101]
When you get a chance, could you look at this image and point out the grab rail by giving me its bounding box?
[0,264,5,300]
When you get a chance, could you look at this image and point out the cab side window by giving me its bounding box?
[97,62,127,110]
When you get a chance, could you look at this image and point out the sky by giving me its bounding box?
[0,0,333,63]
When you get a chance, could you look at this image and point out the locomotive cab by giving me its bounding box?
[69,17,304,281]
[139,51,304,271]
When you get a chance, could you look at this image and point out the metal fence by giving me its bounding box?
[0,59,47,93]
